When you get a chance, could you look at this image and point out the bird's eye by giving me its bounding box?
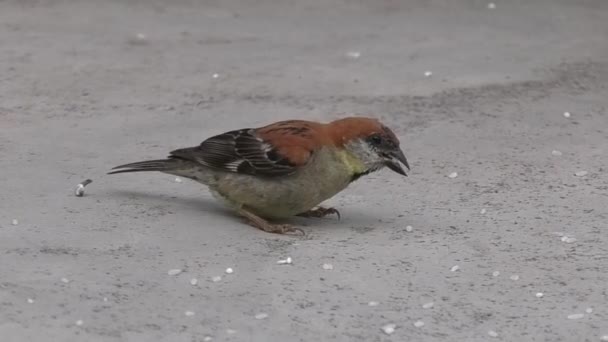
[370,135,383,145]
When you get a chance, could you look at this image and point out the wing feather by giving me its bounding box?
[168,127,314,177]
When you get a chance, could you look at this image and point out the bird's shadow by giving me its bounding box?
[107,190,384,235]
[109,189,232,218]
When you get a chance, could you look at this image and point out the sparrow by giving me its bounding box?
[109,117,409,235]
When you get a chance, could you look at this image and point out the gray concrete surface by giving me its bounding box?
[1,0,608,341]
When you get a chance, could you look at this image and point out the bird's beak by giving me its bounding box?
[384,149,410,176]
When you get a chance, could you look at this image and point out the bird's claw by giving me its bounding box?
[282,225,306,236]
[267,223,306,236]
[245,219,305,236]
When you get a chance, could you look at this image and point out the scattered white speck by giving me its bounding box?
[405,225,413,232]
[127,33,148,45]
[448,172,458,179]
[212,73,220,79]
[11,219,18,226]
[601,335,608,341]
[586,307,593,314]
[368,301,379,307]
[561,236,577,243]
[174,177,183,183]
[75,184,85,196]
[414,320,425,328]
[74,179,92,197]
[381,323,396,335]
[277,257,292,265]
[424,71,433,77]
[536,292,544,298]
[211,276,222,282]
[255,313,268,320]
[190,278,198,286]
[422,302,434,309]
[487,3,496,9]
[568,313,584,320]
[575,170,588,177]
[61,277,70,283]
[225,268,234,274]
[492,271,500,277]
[346,51,361,59]
[450,265,460,272]
[226,329,236,334]
[75,320,84,326]
[185,311,195,317]
[322,263,334,270]
[488,330,498,337]
[480,208,487,214]
[203,336,213,342]
[552,150,563,156]
[510,274,520,281]
[167,269,182,276]
[27,298,34,304]
[563,111,571,118]
[103,297,108,302]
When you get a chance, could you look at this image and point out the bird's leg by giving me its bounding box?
[297,206,341,220]
[238,208,305,236]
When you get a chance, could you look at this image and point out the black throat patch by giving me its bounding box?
[350,169,373,183]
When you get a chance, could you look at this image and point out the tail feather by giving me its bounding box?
[108,158,179,175]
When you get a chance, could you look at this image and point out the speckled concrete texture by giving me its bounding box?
[1,1,607,341]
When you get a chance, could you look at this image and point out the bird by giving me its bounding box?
[109,117,409,235]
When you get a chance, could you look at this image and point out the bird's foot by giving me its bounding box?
[238,208,305,236]
[252,222,304,236]
[297,206,341,220]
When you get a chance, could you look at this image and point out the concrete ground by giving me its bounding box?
[1,0,607,341]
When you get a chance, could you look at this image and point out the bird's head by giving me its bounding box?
[328,117,410,177]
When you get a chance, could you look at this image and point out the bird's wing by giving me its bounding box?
[169,122,322,177]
